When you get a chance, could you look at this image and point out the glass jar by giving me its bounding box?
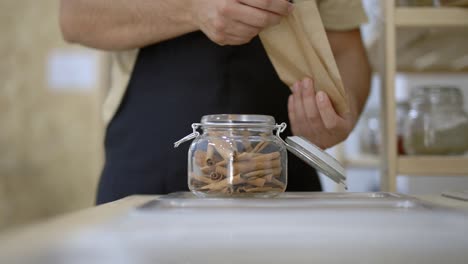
[403,86,468,155]
[177,114,288,198]
[358,102,408,155]
[397,0,434,6]
[358,108,380,155]
[396,102,410,155]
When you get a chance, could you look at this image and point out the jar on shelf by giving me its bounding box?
[403,86,468,155]
[358,102,408,156]
[396,0,434,6]
[174,114,346,198]
[396,101,410,155]
[358,108,380,155]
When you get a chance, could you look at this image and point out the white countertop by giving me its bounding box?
[0,193,467,264]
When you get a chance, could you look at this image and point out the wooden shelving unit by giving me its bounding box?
[333,140,380,171]
[395,7,468,27]
[344,155,380,169]
[398,156,468,175]
[380,2,468,191]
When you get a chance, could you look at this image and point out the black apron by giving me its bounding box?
[97,32,321,204]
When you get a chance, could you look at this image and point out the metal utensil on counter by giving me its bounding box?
[442,190,468,201]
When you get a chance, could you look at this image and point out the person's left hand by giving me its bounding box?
[288,77,357,149]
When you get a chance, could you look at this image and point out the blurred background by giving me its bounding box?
[0,1,108,230]
[1,0,468,232]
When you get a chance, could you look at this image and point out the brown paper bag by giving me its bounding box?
[259,0,348,115]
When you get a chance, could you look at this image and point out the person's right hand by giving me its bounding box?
[191,0,293,46]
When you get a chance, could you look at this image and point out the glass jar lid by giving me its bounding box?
[285,136,346,188]
[201,114,276,128]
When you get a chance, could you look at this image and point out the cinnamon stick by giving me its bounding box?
[264,173,274,182]
[205,144,215,166]
[194,150,207,167]
[237,152,262,161]
[210,138,238,160]
[191,133,286,195]
[243,167,282,178]
[241,130,253,152]
[247,177,266,187]
[270,178,286,189]
[251,151,280,161]
[210,171,224,181]
[190,174,213,185]
[215,166,229,177]
[233,159,281,175]
[251,141,268,153]
[201,165,215,174]
[200,174,246,191]
[244,186,284,193]
[215,159,281,176]
[215,152,262,166]
[244,186,274,193]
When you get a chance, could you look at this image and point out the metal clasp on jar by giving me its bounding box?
[174,123,201,148]
[174,122,288,148]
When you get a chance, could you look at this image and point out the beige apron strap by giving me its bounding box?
[103,50,139,125]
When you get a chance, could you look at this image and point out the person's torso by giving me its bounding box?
[98,31,321,203]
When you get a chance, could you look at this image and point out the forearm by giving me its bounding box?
[327,29,371,120]
[336,43,371,118]
[59,0,196,50]
[60,0,292,50]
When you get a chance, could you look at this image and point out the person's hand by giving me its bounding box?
[288,78,357,149]
[191,0,293,46]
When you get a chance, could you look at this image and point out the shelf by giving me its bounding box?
[344,155,380,168]
[396,67,468,73]
[395,7,468,27]
[438,0,468,6]
[398,156,468,175]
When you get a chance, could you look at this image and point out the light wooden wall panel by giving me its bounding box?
[0,0,107,230]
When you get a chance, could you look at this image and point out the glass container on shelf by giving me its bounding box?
[359,102,408,156]
[396,0,435,6]
[433,0,468,6]
[396,102,410,155]
[359,108,380,155]
[403,86,468,155]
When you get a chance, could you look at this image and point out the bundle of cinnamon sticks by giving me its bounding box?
[190,139,286,196]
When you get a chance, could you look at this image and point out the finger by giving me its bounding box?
[229,3,282,28]
[301,78,323,127]
[239,0,293,16]
[292,81,307,135]
[224,21,260,39]
[316,91,340,130]
[288,94,300,135]
[209,30,247,46]
[224,34,252,45]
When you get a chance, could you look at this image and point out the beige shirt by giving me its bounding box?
[102,0,368,125]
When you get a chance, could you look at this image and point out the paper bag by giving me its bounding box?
[259,0,348,115]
